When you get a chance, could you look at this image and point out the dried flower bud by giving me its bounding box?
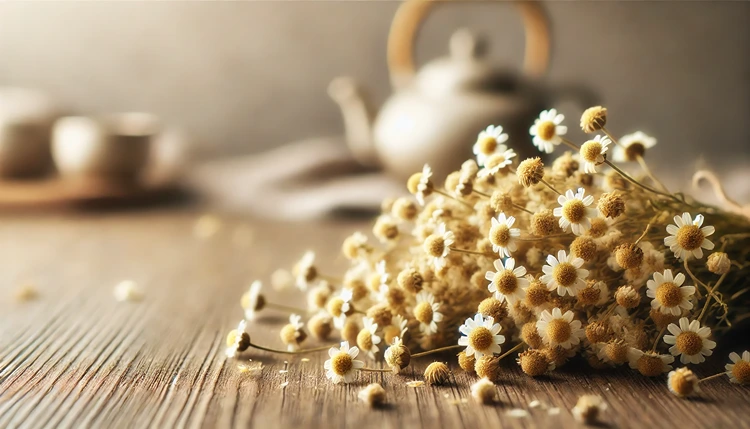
[280,323,306,348]
[577,282,602,306]
[614,243,643,270]
[517,349,551,376]
[458,350,476,374]
[474,355,501,381]
[597,192,625,219]
[307,313,333,340]
[384,338,411,373]
[397,267,423,294]
[524,279,549,307]
[358,383,386,407]
[344,277,368,302]
[585,321,611,344]
[471,378,497,404]
[517,157,545,188]
[444,171,462,194]
[633,351,672,377]
[552,151,579,177]
[373,215,399,242]
[615,285,641,309]
[530,209,557,236]
[520,322,544,349]
[603,339,629,365]
[572,394,607,424]
[668,367,700,397]
[424,362,450,385]
[706,252,731,275]
[580,106,608,133]
[478,297,508,323]
[588,218,610,238]
[570,236,598,262]
[342,318,360,345]
[489,190,513,213]
[367,303,393,328]
[392,197,418,221]
[604,170,630,191]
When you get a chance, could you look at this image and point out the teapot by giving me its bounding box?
[329,0,567,181]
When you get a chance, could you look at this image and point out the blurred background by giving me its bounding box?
[0,1,748,215]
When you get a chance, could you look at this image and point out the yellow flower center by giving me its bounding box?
[226,329,239,347]
[580,141,603,163]
[588,218,609,238]
[414,302,434,324]
[624,142,645,161]
[538,121,556,141]
[478,136,497,155]
[469,326,494,351]
[656,282,682,307]
[485,154,508,170]
[547,319,572,344]
[525,283,549,307]
[577,286,601,306]
[732,360,750,384]
[490,224,511,247]
[676,225,704,251]
[637,354,665,377]
[563,200,586,223]
[553,262,578,287]
[357,329,373,351]
[424,235,446,258]
[493,270,518,295]
[331,351,353,375]
[327,298,345,317]
[676,331,703,356]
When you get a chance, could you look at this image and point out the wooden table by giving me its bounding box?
[0,210,748,428]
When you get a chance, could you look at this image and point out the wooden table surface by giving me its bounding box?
[0,210,748,429]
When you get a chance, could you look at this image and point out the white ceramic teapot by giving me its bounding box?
[328,0,554,181]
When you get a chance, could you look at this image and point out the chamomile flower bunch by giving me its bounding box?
[226,107,750,395]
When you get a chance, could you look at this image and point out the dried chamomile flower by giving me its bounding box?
[536,308,584,350]
[392,197,418,221]
[613,131,656,162]
[726,351,750,384]
[614,243,644,270]
[706,252,730,275]
[342,318,361,346]
[397,266,423,294]
[225,320,251,358]
[424,361,450,385]
[473,125,509,166]
[478,149,517,178]
[597,192,625,219]
[474,355,501,381]
[587,217,611,239]
[308,313,333,340]
[384,336,411,373]
[488,213,520,257]
[595,339,629,365]
[572,395,607,425]
[540,250,589,296]
[327,289,353,329]
[458,313,505,358]
[577,281,605,306]
[478,297,508,322]
[414,291,443,335]
[579,135,611,173]
[530,108,567,153]
[517,157,545,188]
[382,314,408,345]
[663,318,716,364]
[280,314,307,351]
[407,164,434,205]
[553,188,597,235]
[646,269,695,316]
[664,212,715,260]
[551,151,579,177]
[486,257,529,304]
[570,236,597,262]
[489,190,513,213]
[373,215,399,243]
[580,106,607,133]
[324,341,364,384]
[423,222,455,270]
[614,285,641,309]
[529,209,557,236]
[523,279,549,307]
[520,322,543,349]
[293,251,318,290]
[585,321,611,344]
[356,317,382,359]
[668,367,700,397]
[458,350,476,374]
[358,383,386,407]
[470,378,497,404]
[342,231,371,260]
[241,280,265,319]
[627,348,674,377]
[517,349,553,376]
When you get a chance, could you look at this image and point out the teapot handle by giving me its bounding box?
[387,0,551,89]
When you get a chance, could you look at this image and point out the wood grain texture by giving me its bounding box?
[0,211,748,429]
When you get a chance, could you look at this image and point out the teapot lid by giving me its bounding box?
[415,29,517,96]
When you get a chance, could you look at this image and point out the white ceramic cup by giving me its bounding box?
[52,113,159,181]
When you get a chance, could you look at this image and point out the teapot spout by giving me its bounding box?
[328,77,379,167]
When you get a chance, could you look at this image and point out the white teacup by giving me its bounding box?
[52,113,159,181]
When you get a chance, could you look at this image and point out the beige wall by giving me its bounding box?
[0,1,748,174]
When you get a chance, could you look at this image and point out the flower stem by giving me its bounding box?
[561,138,581,151]
[360,367,393,373]
[513,203,535,215]
[635,154,670,193]
[473,189,491,198]
[249,342,333,355]
[634,223,652,246]
[434,189,474,209]
[603,160,681,203]
[698,372,726,383]
[600,127,620,147]
[539,178,562,196]
[650,326,667,352]
[449,247,496,257]
[496,342,525,360]
[698,271,728,323]
[411,344,464,358]
[266,302,309,314]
